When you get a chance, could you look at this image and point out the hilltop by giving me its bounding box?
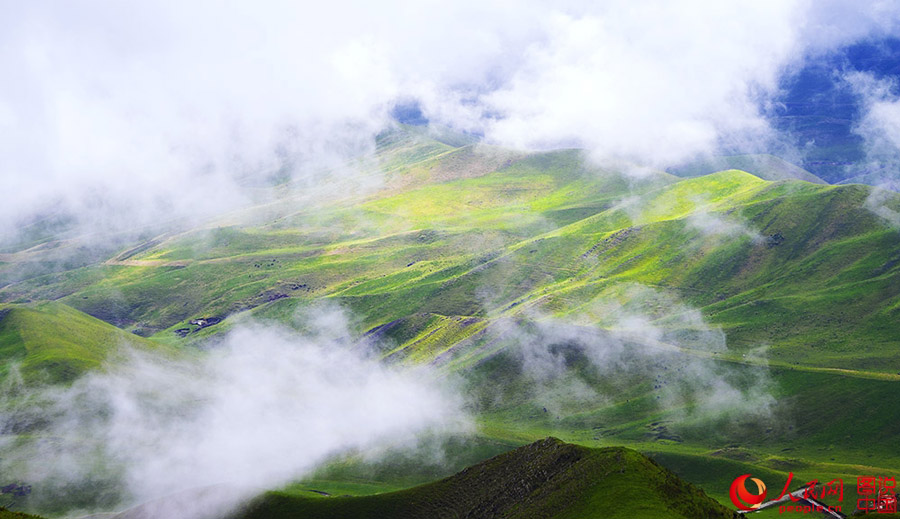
[233,438,738,519]
[670,154,826,184]
[0,302,164,383]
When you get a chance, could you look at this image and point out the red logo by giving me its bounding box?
[730,474,767,511]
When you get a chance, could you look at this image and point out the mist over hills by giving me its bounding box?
[388,36,900,188]
[6,1,900,249]
[3,2,900,518]
[6,128,900,373]
[1,126,899,517]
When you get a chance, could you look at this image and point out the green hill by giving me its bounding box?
[1,128,900,516]
[671,154,826,184]
[0,302,162,383]
[234,438,737,519]
[4,153,897,375]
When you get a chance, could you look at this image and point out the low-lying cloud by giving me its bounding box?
[4,1,900,245]
[846,71,900,179]
[480,284,774,423]
[0,311,469,518]
[843,71,900,224]
[687,207,763,243]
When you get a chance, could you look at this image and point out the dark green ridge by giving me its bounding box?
[233,438,738,519]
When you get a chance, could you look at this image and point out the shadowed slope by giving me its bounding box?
[234,438,738,519]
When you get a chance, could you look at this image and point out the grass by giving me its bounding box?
[235,438,737,519]
[0,302,165,383]
[1,126,900,516]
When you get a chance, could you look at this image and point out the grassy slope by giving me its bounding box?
[0,508,44,519]
[1,129,899,512]
[0,302,162,383]
[9,163,895,373]
[235,438,737,519]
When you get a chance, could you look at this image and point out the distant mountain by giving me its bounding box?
[669,154,826,183]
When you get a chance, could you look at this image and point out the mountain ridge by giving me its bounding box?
[234,438,738,519]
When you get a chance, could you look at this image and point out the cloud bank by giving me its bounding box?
[472,283,774,427]
[3,1,900,242]
[0,314,468,518]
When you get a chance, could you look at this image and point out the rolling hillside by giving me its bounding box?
[4,439,737,519]
[0,302,164,383]
[5,132,898,374]
[1,127,899,516]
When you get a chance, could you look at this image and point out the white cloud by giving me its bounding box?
[3,1,900,242]
[482,284,773,423]
[0,312,468,518]
[843,71,900,223]
[477,2,800,163]
[687,207,763,242]
[847,72,900,162]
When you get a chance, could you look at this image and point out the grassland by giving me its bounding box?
[0,302,165,383]
[233,438,738,519]
[1,126,898,516]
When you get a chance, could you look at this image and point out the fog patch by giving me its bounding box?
[842,71,900,225]
[479,284,774,425]
[0,314,469,518]
[5,2,900,248]
[687,207,763,243]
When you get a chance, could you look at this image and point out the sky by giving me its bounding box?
[2,0,900,241]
